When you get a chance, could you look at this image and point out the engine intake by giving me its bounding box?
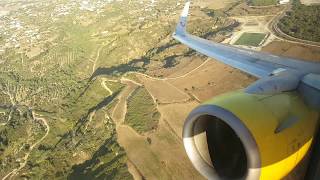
[183,105,260,180]
[183,91,319,180]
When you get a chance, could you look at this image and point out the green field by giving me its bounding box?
[123,73,141,83]
[249,0,278,6]
[234,32,267,47]
[125,87,160,134]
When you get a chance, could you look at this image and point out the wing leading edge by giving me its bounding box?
[173,2,320,79]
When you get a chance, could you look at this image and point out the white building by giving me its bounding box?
[279,0,290,4]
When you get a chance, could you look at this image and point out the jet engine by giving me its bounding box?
[183,91,319,180]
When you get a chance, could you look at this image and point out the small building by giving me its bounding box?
[279,0,290,4]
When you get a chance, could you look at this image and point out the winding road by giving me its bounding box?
[125,59,209,81]
[0,109,12,127]
[101,78,114,95]
[92,43,106,74]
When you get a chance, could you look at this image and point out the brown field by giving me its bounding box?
[157,102,198,139]
[262,41,320,62]
[117,119,204,180]
[137,75,190,104]
[168,60,254,101]
[300,0,320,5]
[192,0,238,9]
[227,2,284,16]
[147,56,205,78]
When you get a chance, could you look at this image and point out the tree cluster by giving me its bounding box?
[279,0,320,42]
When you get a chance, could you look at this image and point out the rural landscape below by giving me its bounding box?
[0,0,320,179]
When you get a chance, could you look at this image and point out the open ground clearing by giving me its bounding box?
[193,0,238,9]
[227,2,284,16]
[262,41,320,62]
[301,0,320,5]
[116,121,204,180]
[157,102,199,139]
[167,59,254,101]
[249,0,278,6]
[147,56,206,78]
[136,75,190,104]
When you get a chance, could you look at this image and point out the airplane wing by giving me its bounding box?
[173,2,320,79]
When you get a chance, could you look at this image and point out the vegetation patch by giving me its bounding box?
[63,78,111,121]
[104,80,125,93]
[0,107,47,178]
[278,0,320,42]
[125,87,160,134]
[248,0,278,6]
[163,56,179,68]
[234,32,267,46]
[69,136,133,180]
[226,2,284,16]
[123,73,141,83]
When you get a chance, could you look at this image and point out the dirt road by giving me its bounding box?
[2,112,50,180]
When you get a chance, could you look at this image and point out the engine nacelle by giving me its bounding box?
[183,91,319,180]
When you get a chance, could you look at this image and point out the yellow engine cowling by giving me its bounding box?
[183,90,319,180]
